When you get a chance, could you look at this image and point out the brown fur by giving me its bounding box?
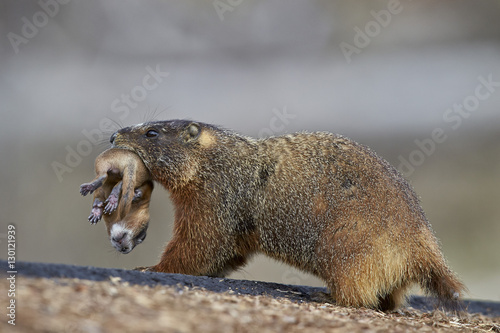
[80,148,154,252]
[111,120,466,311]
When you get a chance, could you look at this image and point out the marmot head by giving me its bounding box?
[111,120,217,190]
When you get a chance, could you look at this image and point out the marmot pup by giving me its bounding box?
[110,120,465,311]
[80,148,153,254]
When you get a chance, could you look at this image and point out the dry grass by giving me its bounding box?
[2,277,499,333]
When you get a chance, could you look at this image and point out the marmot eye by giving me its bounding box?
[145,130,158,138]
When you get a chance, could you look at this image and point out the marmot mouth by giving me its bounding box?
[110,142,135,152]
[110,132,136,152]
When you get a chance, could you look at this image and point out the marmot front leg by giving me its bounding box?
[147,236,208,274]
[133,266,154,272]
[135,251,247,277]
[143,228,239,276]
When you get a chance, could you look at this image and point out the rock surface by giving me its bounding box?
[1,260,499,332]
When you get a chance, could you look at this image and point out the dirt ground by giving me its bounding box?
[2,277,499,333]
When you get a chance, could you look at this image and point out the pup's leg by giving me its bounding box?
[80,174,108,196]
[88,187,106,224]
[104,181,122,214]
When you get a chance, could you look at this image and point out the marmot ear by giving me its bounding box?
[186,123,200,139]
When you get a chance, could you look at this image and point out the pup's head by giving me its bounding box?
[103,181,153,254]
[107,221,148,254]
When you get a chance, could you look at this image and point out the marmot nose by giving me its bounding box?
[110,132,117,144]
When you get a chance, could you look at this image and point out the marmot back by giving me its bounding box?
[110,120,465,311]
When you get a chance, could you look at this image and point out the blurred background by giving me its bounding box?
[1,0,499,301]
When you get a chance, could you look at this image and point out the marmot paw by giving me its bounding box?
[133,266,156,272]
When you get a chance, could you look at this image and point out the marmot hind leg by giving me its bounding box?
[331,282,380,310]
[377,284,410,311]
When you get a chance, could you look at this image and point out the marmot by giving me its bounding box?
[110,120,465,311]
[80,148,154,254]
